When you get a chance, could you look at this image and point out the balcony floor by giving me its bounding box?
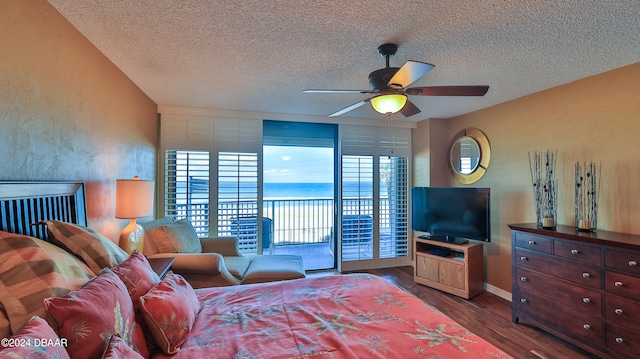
[266,242,334,271]
[264,235,406,271]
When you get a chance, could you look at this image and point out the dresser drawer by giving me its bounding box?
[606,295,640,333]
[605,248,640,276]
[515,248,602,289]
[606,323,640,358]
[554,240,601,266]
[514,232,553,254]
[515,288,603,344]
[605,271,640,300]
[515,267,601,317]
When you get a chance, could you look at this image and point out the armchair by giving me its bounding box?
[140,217,305,288]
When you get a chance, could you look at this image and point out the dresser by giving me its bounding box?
[509,224,640,359]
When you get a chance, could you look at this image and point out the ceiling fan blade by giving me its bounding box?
[328,98,371,117]
[387,61,435,89]
[304,89,374,94]
[405,85,489,96]
[400,99,421,117]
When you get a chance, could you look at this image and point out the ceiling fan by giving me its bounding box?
[304,43,489,118]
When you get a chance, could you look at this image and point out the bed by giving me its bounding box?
[0,181,512,358]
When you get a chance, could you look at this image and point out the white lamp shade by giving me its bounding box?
[115,178,154,219]
[370,94,407,114]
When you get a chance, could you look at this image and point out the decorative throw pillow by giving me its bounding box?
[146,219,202,254]
[39,220,128,273]
[0,230,94,334]
[139,272,201,355]
[44,269,149,359]
[101,334,144,359]
[0,316,70,358]
[111,251,161,311]
[140,216,176,255]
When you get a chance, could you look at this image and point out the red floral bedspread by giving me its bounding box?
[151,273,512,359]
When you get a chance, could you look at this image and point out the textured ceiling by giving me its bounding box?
[47,0,639,121]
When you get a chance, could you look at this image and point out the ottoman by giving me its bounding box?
[241,255,306,284]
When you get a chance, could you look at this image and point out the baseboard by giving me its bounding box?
[484,282,512,302]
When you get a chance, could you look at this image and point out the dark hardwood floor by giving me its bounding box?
[349,266,600,359]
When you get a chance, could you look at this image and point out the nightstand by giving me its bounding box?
[147,257,175,279]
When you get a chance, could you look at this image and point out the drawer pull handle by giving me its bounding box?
[582,272,590,278]
[583,324,590,330]
[614,281,623,287]
[582,297,590,303]
[520,277,527,282]
[528,240,536,245]
[571,249,579,255]
[615,308,623,315]
[616,337,624,344]
[629,260,637,267]
[520,256,528,261]
[520,298,527,303]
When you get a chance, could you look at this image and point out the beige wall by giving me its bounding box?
[0,0,158,241]
[414,62,640,292]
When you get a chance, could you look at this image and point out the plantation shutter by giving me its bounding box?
[378,126,410,259]
[379,155,409,258]
[160,115,213,150]
[159,114,262,253]
[341,155,374,261]
[340,125,411,269]
[216,151,259,253]
[159,116,213,236]
[164,150,210,236]
[213,119,262,253]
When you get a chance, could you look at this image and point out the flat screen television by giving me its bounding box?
[411,187,490,244]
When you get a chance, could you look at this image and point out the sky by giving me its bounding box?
[263,145,333,183]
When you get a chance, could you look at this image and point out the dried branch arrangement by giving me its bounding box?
[574,161,601,230]
[529,150,558,228]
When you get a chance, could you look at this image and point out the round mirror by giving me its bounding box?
[450,136,480,174]
[447,128,490,184]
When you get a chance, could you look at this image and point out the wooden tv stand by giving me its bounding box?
[413,237,484,299]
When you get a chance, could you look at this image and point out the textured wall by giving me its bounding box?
[415,62,640,292]
[0,0,158,241]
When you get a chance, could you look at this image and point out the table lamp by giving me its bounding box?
[116,176,154,253]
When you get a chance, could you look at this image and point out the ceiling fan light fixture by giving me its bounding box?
[370,94,407,115]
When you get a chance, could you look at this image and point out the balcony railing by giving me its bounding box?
[173,198,389,250]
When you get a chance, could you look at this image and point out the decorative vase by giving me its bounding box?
[574,161,601,231]
[529,150,558,229]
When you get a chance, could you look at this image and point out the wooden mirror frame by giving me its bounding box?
[447,127,490,184]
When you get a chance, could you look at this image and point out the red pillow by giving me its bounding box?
[44,270,149,359]
[101,334,145,359]
[139,272,200,354]
[0,316,69,359]
[111,251,160,311]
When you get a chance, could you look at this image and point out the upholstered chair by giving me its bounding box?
[140,217,305,288]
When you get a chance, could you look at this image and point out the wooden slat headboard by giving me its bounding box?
[0,181,87,240]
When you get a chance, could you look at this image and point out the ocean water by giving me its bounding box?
[264,182,378,199]
[195,181,376,200]
[264,182,334,199]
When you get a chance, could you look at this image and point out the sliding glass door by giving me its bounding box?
[262,120,337,270]
[159,114,411,272]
